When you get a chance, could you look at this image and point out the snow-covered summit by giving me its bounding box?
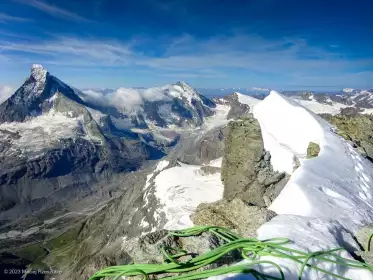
[30,64,47,83]
[166,81,202,104]
[0,64,85,123]
[343,88,355,93]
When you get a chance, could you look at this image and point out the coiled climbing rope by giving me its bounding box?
[89,226,373,280]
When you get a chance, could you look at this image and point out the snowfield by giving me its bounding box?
[153,160,224,230]
[293,98,348,115]
[0,110,99,157]
[202,104,231,129]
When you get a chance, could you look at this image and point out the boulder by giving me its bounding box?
[198,166,221,175]
[191,198,276,238]
[307,142,320,158]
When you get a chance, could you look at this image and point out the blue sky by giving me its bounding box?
[0,0,372,90]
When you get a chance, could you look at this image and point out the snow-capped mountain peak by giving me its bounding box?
[22,64,49,102]
[0,64,86,123]
[30,64,47,83]
[343,88,355,93]
[170,81,200,102]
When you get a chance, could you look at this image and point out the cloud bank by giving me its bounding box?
[0,86,13,104]
[81,86,173,111]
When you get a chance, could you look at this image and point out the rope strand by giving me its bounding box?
[89,226,373,280]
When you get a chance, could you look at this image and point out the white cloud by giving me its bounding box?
[0,86,13,104]
[109,88,144,110]
[0,12,31,22]
[0,33,372,87]
[82,86,172,112]
[15,0,92,22]
[0,37,133,65]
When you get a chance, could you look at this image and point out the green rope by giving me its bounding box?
[367,232,373,251]
[89,226,373,280]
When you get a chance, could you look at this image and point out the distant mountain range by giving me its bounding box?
[0,65,218,237]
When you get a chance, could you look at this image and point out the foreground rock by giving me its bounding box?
[355,223,373,266]
[72,228,242,280]
[221,117,287,206]
[191,198,276,238]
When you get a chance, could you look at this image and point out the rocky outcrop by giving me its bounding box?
[221,118,263,202]
[191,198,276,238]
[225,93,251,119]
[340,107,360,117]
[354,224,373,265]
[221,117,287,207]
[307,142,320,158]
[322,114,373,161]
[198,166,221,175]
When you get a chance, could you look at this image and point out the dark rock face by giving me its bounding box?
[214,92,250,119]
[340,107,361,117]
[0,133,156,231]
[172,126,226,165]
[0,73,85,124]
[221,118,287,207]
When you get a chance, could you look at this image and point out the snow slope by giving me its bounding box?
[294,98,347,115]
[228,91,373,279]
[202,104,230,130]
[254,91,373,230]
[235,92,261,111]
